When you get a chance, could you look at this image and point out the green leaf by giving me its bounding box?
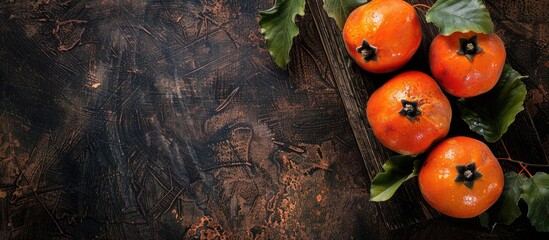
[521,172,549,232]
[370,155,420,202]
[496,172,527,224]
[458,65,527,143]
[426,0,494,35]
[323,0,367,29]
[259,0,306,69]
[480,172,527,229]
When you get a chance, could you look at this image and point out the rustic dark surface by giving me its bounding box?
[0,0,547,239]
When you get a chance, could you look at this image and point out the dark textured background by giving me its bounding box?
[0,0,547,239]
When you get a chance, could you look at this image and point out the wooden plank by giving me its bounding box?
[307,0,440,230]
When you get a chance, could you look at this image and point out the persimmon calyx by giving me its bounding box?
[356,39,378,62]
[456,35,483,61]
[398,99,421,121]
[454,162,483,189]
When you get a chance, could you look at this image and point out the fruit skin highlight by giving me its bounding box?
[366,71,452,156]
[418,136,504,218]
[429,32,506,98]
[343,0,422,73]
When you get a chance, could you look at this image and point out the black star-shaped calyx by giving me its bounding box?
[454,162,483,189]
[456,35,483,61]
[398,99,421,121]
[356,39,378,62]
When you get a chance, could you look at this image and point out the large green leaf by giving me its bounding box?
[521,172,549,232]
[323,0,367,29]
[458,65,527,143]
[370,155,420,202]
[259,0,306,69]
[480,172,527,229]
[426,0,494,35]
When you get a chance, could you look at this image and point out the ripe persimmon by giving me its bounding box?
[343,0,422,73]
[366,71,452,156]
[429,32,506,98]
[418,136,504,218]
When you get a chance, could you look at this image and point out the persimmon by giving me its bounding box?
[418,136,504,218]
[342,0,422,73]
[366,71,452,156]
[429,32,506,98]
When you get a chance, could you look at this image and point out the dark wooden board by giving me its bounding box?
[307,0,442,229]
[0,0,547,239]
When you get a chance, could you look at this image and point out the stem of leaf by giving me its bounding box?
[497,139,549,178]
[520,162,533,177]
[412,4,431,10]
[498,157,533,177]
[496,157,549,168]
[501,139,511,159]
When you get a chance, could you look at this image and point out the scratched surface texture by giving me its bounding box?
[0,0,547,239]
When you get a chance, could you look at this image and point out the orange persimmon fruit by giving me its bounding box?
[366,71,452,156]
[418,136,504,218]
[343,0,422,73]
[429,32,506,98]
